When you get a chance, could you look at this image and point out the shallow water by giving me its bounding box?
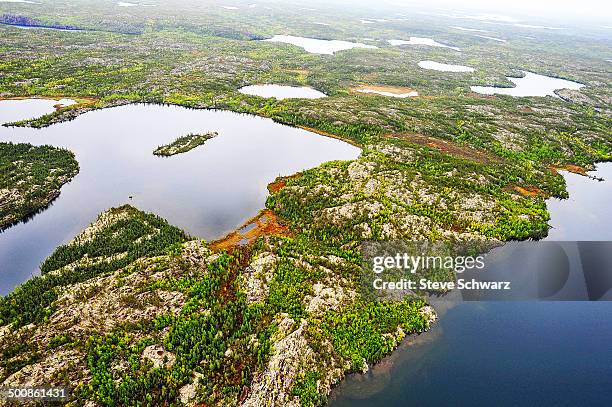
[471,71,584,97]
[238,84,327,99]
[329,163,612,406]
[0,101,360,295]
[418,60,474,72]
[263,35,377,55]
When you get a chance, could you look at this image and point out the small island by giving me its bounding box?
[153,132,217,157]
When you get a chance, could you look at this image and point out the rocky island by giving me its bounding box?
[153,132,218,157]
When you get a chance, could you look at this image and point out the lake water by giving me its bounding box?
[546,165,612,240]
[388,38,460,51]
[238,84,327,99]
[263,35,377,55]
[0,101,360,295]
[418,60,474,72]
[329,162,612,407]
[0,23,82,32]
[0,98,75,122]
[471,71,584,97]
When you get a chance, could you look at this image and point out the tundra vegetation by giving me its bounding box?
[153,132,218,157]
[0,0,610,406]
[0,142,78,230]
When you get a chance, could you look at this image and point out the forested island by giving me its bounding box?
[0,142,78,231]
[153,132,217,156]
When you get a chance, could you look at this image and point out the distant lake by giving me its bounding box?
[263,35,377,55]
[329,163,612,407]
[239,84,327,99]
[418,60,474,72]
[0,101,360,295]
[388,37,460,51]
[471,71,584,97]
[0,23,82,32]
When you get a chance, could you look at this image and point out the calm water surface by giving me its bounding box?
[0,101,360,295]
[418,60,474,72]
[329,163,612,407]
[239,84,327,99]
[471,71,584,97]
[263,35,377,55]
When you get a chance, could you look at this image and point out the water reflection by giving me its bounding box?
[0,101,360,294]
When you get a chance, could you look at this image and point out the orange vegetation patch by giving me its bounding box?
[350,84,418,96]
[512,185,547,198]
[388,133,502,164]
[209,209,291,251]
[267,179,286,193]
[267,173,302,194]
[550,164,588,175]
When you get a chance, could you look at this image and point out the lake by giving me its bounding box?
[418,60,474,72]
[0,23,82,32]
[239,84,327,99]
[471,71,584,97]
[263,35,377,55]
[0,101,360,295]
[546,165,612,240]
[388,38,460,51]
[328,163,612,407]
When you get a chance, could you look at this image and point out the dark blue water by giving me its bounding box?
[329,163,612,407]
[329,301,612,406]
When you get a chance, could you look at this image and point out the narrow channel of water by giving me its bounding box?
[329,163,612,407]
[0,101,360,295]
